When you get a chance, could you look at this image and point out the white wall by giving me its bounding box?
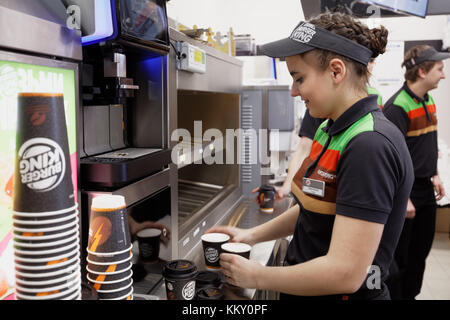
[167,1,450,145]
[364,15,448,41]
[363,14,450,145]
[431,60,450,147]
[166,0,304,44]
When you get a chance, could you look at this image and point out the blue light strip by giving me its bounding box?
[271,58,277,80]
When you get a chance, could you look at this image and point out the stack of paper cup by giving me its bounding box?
[12,93,81,300]
[86,195,133,300]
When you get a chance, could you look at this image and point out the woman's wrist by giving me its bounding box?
[246,227,260,246]
[253,263,267,290]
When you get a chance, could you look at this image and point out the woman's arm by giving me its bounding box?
[206,204,300,246]
[250,204,300,243]
[278,137,313,199]
[221,214,384,295]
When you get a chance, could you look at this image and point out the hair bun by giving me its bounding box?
[368,26,389,58]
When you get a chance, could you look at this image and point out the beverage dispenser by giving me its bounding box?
[78,0,178,295]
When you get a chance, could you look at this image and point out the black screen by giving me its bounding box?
[360,0,429,18]
[118,0,169,46]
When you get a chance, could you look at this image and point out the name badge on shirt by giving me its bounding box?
[302,177,325,198]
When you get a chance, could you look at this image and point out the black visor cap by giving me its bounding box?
[259,21,373,66]
[404,47,450,69]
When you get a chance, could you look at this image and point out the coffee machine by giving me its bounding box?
[80,45,172,189]
[78,0,178,293]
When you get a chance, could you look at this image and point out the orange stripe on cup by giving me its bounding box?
[94,264,117,290]
[206,266,220,270]
[179,262,191,269]
[18,93,64,97]
[22,232,44,237]
[91,205,126,212]
[47,257,68,266]
[259,193,264,204]
[89,222,105,252]
[36,290,59,296]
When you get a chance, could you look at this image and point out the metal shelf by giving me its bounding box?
[178,180,224,225]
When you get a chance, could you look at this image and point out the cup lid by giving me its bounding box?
[196,287,224,300]
[162,260,197,280]
[136,228,161,238]
[195,271,222,288]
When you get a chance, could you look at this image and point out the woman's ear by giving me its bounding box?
[328,58,346,84]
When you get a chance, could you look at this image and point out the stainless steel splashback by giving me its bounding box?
[177,90,241,238]
[168,27,244,259]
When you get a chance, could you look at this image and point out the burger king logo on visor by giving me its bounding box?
[18,137,66,192]
[290,22,316,43]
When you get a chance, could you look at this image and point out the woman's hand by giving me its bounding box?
[405,198,416,219]
[252,186,288,203]
[220,253,263,289]
[275,185,290,201]
[204,225,256,246]
[432,175,446,201]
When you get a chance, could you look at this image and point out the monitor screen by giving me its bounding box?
[359,0,429,18]
[118,0,169,47]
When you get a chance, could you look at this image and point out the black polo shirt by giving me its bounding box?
[383,82,438,178]
[298,108,325,139]
[286,96,414,299]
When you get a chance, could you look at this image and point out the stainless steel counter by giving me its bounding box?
[134,195,294,300]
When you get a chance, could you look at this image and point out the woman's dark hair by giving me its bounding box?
[306,12,388,91]
[402,45,436,82]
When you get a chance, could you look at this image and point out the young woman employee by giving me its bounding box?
[206,12,414,300]
[255,58,382,203]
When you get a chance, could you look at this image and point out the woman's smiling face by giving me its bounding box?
[286,53,335,119]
